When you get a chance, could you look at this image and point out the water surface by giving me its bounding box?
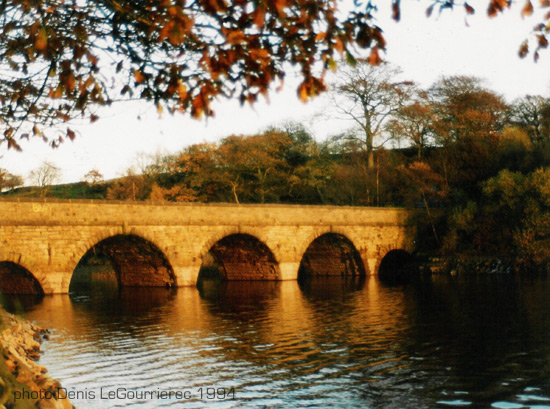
[4,275,550,408]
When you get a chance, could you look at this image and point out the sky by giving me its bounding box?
[1,1,550,184]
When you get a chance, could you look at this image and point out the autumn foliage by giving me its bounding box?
[0,0,387,149]
[1,0,549,149]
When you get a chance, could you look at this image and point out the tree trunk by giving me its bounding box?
[231,183,240,205]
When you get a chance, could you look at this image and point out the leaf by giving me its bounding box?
[49,86,63,99]
[464,3,475,15]
[177,80,187,100]
[522,0,534,17]
[345,51,357,66]
[7,138,22,151]
[367,47,382,65]
[315,32,327,41]
[226,30,246,44]
[253,6,266,28]
[392,0,401,22]
[488,0,510,17]
[298,83,309,102]
[426,4,435,17]
[90,114,99,123]
[191,94,204,118]
[274,0,287,16]
[33,125,42,137]
[134,69,146,83]
[35,27,48,51]
[519,40,529,58]
[334,36,344,54]
[327,57,337,72]
[67,128,76,140]
[65,72,76,93]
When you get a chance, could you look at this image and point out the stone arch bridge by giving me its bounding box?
[0,199,414,294]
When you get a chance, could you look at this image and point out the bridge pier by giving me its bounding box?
[278,262,301,281]
[172,266,200,287]
[366,259,378,276]
[40,271,71,294]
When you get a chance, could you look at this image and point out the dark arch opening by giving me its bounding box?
[378,249,418,284]
[298,233,366,279]
[70,234,175,293]
[198,234,280,282]
[0,262,44,295]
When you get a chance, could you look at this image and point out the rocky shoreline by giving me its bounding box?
[0,309,73,409]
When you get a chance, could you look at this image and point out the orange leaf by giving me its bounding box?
[488,0,509,17]
[191,94,204,118]
[522,0,534,17]
[464,3,475,15]
[315,31,327,41]
[334,36,344,54]
[159,20,173,42]
[49,86,63,99]
[226,30,246,45]
[367,47,382,65]
[35,27,48,51]
[65,73,76,93]
[177,80,187,100]
[274,0,287,16]
[134,69,146,83]
[253,6,266,28]
[298,83,309,102]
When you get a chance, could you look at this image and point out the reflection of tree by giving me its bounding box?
[400,161,448,245]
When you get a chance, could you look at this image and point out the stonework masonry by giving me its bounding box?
[0,198,415,294]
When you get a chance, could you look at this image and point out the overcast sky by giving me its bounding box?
[1,1,550,184]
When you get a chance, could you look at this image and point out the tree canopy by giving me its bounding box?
[1,0,548,149]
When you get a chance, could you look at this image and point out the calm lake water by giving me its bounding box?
[4,275,550,409]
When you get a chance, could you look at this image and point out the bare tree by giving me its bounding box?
[28,161,61,197]
[0,169,24,192]
[329,62,415,168]
[134,151,172,178]
[510,95,550,144]
[83,169,104,185]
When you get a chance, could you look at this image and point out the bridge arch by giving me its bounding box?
[70,233,176,289]
[377,249,417,283]
[0,261,44,295]
[298,232,366,279]
[200,233,281,281]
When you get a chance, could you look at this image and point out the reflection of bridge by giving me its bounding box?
[0,199,414,294]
